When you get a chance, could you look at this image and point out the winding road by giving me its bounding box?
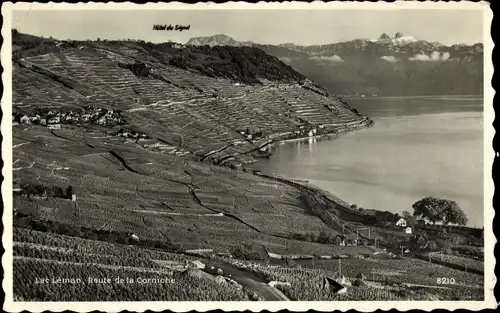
[203,259,289,301]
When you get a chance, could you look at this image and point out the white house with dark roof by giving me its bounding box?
[395,218,407,228]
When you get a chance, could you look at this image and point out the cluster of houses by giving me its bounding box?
[352,205,414,234]
[12,106,125,129]
[299,125,319,138]
[395,217,413,234]
[13,113,41,125]
[116,128,151,140]
[15,182,77,202]
[238,127,264,140]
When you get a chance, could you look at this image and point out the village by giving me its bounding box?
[12,105,125,129]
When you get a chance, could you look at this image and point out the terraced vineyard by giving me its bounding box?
[10,32,483,301]
[13,229,250,301]
[227,258,483,301]
[295,258,484,287]
[13,34,371,165]
[12,33,373,256]
[12,63,371,301]
[424,253,484,274]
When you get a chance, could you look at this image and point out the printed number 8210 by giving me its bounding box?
[437,277,456,285]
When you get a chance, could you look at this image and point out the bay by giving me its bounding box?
[255,96,484,227]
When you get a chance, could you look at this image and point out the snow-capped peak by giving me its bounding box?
[368,33,419,46]
[392,35,419,45]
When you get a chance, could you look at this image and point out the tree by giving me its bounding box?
[285,257,297,268]
[327,233,337,244]
[53,187,65,198]
[412,196,467,225]
[412,197,441,224]
[318,231,329,243]
[440,200,468,225]
[409,233,427,253]
[303,232,318,243]
[232,247,262,260]
[23,184,37,200]
[66,185,73,199]
[333,235,343,245]
[425,240,439,251]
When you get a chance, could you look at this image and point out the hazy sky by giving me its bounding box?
[12,9,484,46]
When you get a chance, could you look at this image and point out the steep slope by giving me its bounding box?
[187,33,484,96]
[12,32,370,166]
[12,31,372,256]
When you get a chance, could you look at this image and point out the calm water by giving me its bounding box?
[256,96,484,227]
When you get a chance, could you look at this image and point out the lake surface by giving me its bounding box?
[255,96,484,227]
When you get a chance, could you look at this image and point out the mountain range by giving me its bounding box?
[187,33,484,96]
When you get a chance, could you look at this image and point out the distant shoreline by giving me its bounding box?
[255,108,482,229]
[258,168,482,232]
[253,116,373,209]
[267,117,374,148]
[346,94,483,100]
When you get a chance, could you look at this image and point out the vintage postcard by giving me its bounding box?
[1,1,496,311]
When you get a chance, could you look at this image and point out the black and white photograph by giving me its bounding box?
[1,2,495,311]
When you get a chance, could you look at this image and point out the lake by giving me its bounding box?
[255,96,484,227]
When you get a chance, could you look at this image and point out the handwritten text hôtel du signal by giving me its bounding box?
[153,24,190,31]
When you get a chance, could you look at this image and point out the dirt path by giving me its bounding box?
[133,209,224,217]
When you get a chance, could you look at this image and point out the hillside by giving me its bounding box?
[12,30,372,253]
[10,31,484,302]
[187,33,484,96]
[12,31,371,166]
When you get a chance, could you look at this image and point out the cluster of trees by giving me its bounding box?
[117,61,153,78]
[137,39,296,85]
[20,183,73,200]
[391,197,470,254]
[395,231,447,255]
[231,246,264,261]
[288,231,368,246]
[14,211,182,253]
[165,45,306,85]
[12,29,82,59]
[289,231,339,244]
[411,196,468,226]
